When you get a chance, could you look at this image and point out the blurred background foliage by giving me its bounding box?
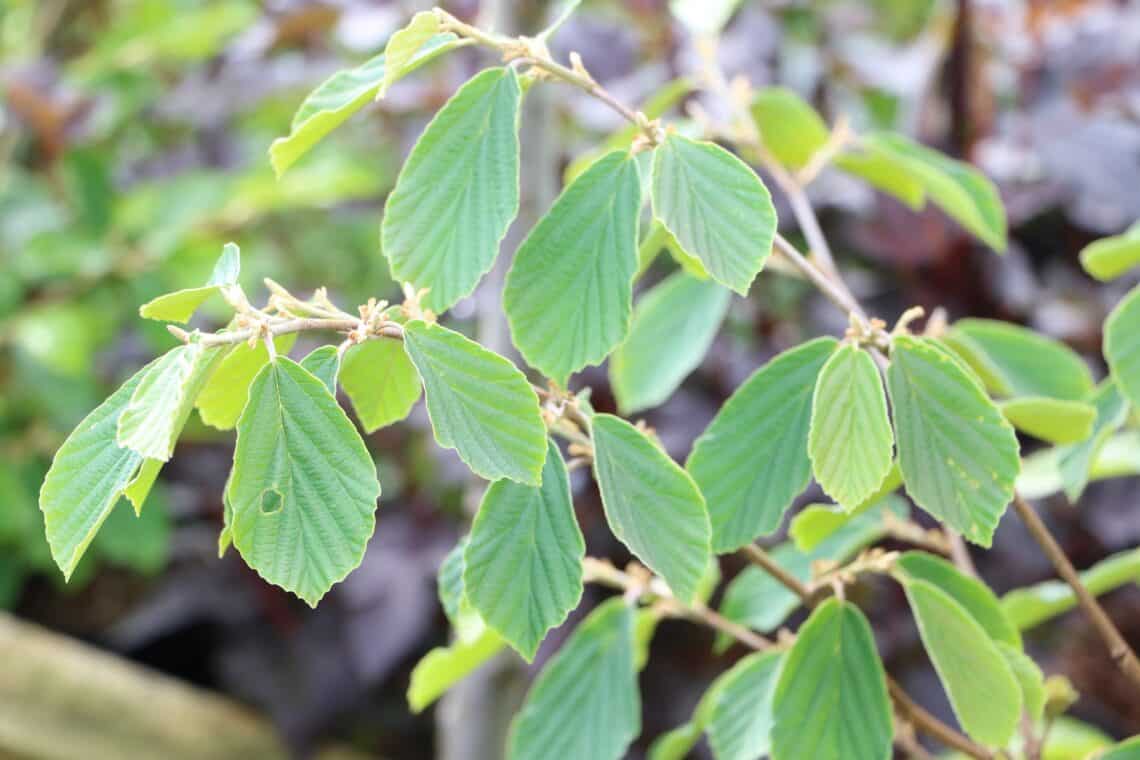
[1,0,1139,757]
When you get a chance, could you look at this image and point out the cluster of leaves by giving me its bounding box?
[34,5,1140,760]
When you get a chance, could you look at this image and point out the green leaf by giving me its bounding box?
[809,344,895,510]
[407,626,505,713]
[770,599,892,760]
[94,496,171,576]
[507,599,639,760]
[1016,431,1140,500]
[39,363,153,578]
[946,319,1094,401]
[299,346,340,395]
[1099,736,1140,759]
[403,320,546,485]
[651,133,776,294]
[269,34,460,176]
[860,132,1006,251]
[438,535,485,643]
[503,150,641,383]
[1001,548,1140,631]
[995,642,1045,722]
[688,337,838,551]
[999,396,1096,444]
[195,334,297,430]
[902,578,1022,746]
[123,457,164,516]
[138,242,241,323]
[381,67,522,312]
[378,12,441,99]
[1105,283,1140,408]
[707,650,783,760]
[463,441,585,661]
[611,271,730,414]
[592,414,710,602]
[788,471,904,552]
[339,338,421,432]
[886,335,1020,547]
[895,550,1020,647]
[1079,223,1140,281]
[751,87,830,171]
[227,357,380,606]
[1057,380,1129,502]
[117,342,228,461]
[834,141,925,209]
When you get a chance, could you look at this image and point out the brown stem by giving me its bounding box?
[1011,493,1140,691]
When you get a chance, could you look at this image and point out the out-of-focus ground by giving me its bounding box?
[2,0,1139,757]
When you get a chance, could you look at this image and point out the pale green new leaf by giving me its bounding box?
[195,334,297,430]
[463,441,585,661]
[378,12,440,99]
[995,642,1046,722]
[751,87,830,171]
[39,363,153,578]
[887,335,1020,547]
[903,578,1022,746]
[708,650,783,760]
[227,358,380,606]
[381,67,521,312]
[809,344,894,510]
[340,338,421,432]
[946,319,1094,401]
[895,550,1020,647]
[592,414,710,601]
[507,599,639,760]
[688,337,838,551]
[138,242,240,323]
[438,536,485,643]
[407,627,505,713]
[504,150,641,383]
[118,342,227,461]
[269,34,460,176]
[1002,548,1140,631]
[611,271,730,414]
[1105,283,1140,408]
[123,458,164,516]
[789,468,904,551]
[1000,396,1096,444]
[834,141,925,209]
[1057,380,1129,502]
[403,320,546,485]
[299,345,340,395]
[1079,222,1140,281]
[651,133,776,294]
[770,599,892,760]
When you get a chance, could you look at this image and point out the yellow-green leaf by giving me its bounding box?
[1079,222,1140,281]
[751,87,830,171]
[407,626,505,713]
[340,338,421,432]
[1000,396,1096,444]
[194,334,297,430]
[138,242,240,323]
[1105,283,1140,408]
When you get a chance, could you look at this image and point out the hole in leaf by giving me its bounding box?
[260,489,284,515]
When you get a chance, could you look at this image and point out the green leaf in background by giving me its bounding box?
[999,396,1097,444]
[861,132,1006,251]
[195,334,297,430]
[808,343,894,510]
[788,468,904,551]
[651,133,776,294]
[995,642,1046,722]
[1105,283,1140,408]
[707,650,784,760]
[611,271,730,414]
[1017,431,1140,500]
[1099,736,1140,759]
[688,336,838,551]
[1079,222,1140,281]
[269,33,460,176]
[39,363,152,578]
[504,150,641,384]
[138,242,240,323]
[902,578,1022,746]
[508,599,639,760]
[895,551,1020,647]
[407,626,505,713]
[340,338,422,432]
[1057,380,1129,502]
[93,495,171,576]
[381,67,521,312]
[463,441,585,661]
[117,342,227,461]
[750,87,830,170]
[770,599,892,760]
[378,12,441,99]
[887,335,1020,547]
[227,357,380,606]
[1001,548,1140,631]
[592,414,710,602]
[647,662,729,760]
[403,320,546,485]
[834,140,926,209]
[945,318,1094,401]
[299,346,340,395]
